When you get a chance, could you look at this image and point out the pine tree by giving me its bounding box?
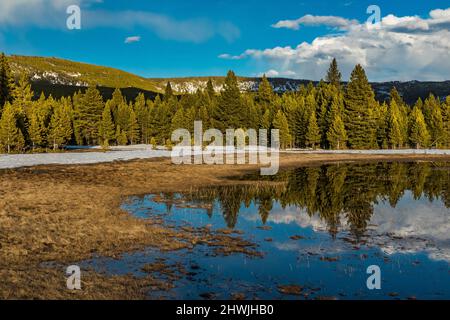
[389,87,409,145]
[306,112,320,149]
[12,73,34,143]
[387,100,403,149]
[257,74,274,106]
[150,137,157,150]
[0,53,15,112]
[108,88,125,121]
[214,71,244,131]
[134,93,149,144]
[115,102,131,134]
[261,108,271,130]
[0,102,24,153]
[99,104,115,146]
[154,101,172,142]
[28,101,48,149]
[171,107,186,132]
[74,86,104,145]
[115,125,128,145]
[325,58,342,88]
[344,64,377,149]
[423,94,444,148]
[198,104,210,129]
[374,102,388,148]
[206,78,215,99]
[13,73,34,113]
[409,105,430,149]
[48,99,73,150]
[442,96,450,148]
[164,82,174,101]
[272,110,291,149]
[327,114,348,150]
[128,109,139,145]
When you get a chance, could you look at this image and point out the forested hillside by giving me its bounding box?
[1,53,449,153]
[8,54,450,105]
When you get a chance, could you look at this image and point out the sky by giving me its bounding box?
[0,0,450,81]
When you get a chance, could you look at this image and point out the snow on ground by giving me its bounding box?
[0,145,171,170]
[0,145,449,170]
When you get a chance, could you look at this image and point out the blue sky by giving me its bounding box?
[1,0,450,81]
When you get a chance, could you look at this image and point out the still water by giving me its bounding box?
[84,162,450,300]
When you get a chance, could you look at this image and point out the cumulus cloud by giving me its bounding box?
[0,0,240,43]
[272,14,358,30]
[124,36,140,44]
[221,8,450,81]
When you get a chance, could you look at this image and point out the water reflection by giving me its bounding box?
[89,162,450,300]
[186,162,450,237]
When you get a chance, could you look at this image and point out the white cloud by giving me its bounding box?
[0,0,80,28]
[124,36,140,44]
[272,14,358,30]
[0,0,240,43]
[221,8,450,81]
[258,69,296,77]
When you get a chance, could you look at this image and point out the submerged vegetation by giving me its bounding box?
[1,53,450,153]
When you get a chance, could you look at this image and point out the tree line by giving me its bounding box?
[0,53,449,153]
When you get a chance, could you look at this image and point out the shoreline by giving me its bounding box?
[1,145,450,170]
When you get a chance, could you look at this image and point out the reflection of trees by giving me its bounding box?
[187,162,450,237]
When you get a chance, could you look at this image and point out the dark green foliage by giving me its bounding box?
[325,58,341,89]
[1,61,449,153]
[0,102,24,153]
[0,53,15,112]
[99,104,115,146]
[48,98,73,149]
[74,85,104,145]
[213,71,245,131]
[344,65,377,149]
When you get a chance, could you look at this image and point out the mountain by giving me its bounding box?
[9,55,160,101]
[8,55,450,104]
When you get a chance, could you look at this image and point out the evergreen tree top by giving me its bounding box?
[325,58,342,88]
[164,81,174,101]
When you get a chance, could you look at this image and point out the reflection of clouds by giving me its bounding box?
[370,191,450,262]
[243,193,450,263]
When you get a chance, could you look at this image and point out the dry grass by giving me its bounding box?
[1,153,449,299]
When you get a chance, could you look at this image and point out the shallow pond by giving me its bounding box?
[83,162,450,300]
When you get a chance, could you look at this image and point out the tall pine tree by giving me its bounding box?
[214,71,244,131]
[74,86,104,145]
[48,98,73,150]
[0,53,15,113]
[0,102,24,153]
[409,104,430,149]
[306,112,320,149]
[344,64,377,149]
[272,110,291,149]
[99,104,115,147]
[325,58,342,89]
